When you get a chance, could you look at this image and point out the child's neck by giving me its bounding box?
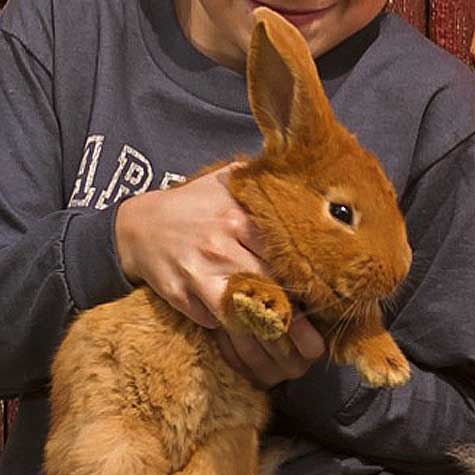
[174,0,248,73]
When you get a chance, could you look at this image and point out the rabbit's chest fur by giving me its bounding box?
[49,286,267,472]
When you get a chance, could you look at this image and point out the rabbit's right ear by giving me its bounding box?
[247,8,337,152]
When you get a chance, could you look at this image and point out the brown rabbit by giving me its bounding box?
[45,7,412,475]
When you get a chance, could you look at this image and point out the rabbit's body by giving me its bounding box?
[46,286,267,474]
[45,8,413,475]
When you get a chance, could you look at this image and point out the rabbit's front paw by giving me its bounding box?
[334,331,410,388]
[223,273,291,341]
[354,347,410,388]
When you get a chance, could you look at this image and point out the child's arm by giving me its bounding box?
[0,18,133,397]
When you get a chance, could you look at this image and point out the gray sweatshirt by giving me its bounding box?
[0,0,474,474]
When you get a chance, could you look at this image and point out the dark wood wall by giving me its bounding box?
[1,401,18,453]
[387,0,475,67]
[0,0,474,455]
[387,0,428,33]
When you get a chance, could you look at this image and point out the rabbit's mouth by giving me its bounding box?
[312,270,347,302]
[287,271,347,319]
[291,286,343,316]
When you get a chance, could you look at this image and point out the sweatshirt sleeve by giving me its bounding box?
[272,104,475,473]
[0,27,133,396]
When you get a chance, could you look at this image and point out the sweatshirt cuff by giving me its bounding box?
[63,204,134,310]
[272,357,364,428]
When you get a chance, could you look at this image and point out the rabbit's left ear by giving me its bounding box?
[247,7,337,152]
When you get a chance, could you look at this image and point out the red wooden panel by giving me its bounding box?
[429,0,475,66]
[0,400,4,452]
[386,0,428,35]
[6,399,19,437]
[0,399,19,453]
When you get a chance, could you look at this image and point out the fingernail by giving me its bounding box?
[200,315,220,329]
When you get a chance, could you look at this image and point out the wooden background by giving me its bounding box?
[0,0,474,455]
[386,0,475,66]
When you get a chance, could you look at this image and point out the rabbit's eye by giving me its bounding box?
[329,203,353,226]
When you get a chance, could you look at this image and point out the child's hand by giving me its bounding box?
[115,163,268,328]
[214,317,326,388]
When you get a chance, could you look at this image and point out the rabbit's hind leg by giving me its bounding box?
[177,424,259,475]
[44,416,172,475]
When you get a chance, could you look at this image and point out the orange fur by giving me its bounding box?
[45,8,412,475]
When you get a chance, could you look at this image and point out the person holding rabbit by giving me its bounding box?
[0,1,474,474]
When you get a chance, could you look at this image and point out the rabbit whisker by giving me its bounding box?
[296,298,343,321]
[327,300,359,362]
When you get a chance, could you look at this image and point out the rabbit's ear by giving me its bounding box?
[247,7,336,151]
